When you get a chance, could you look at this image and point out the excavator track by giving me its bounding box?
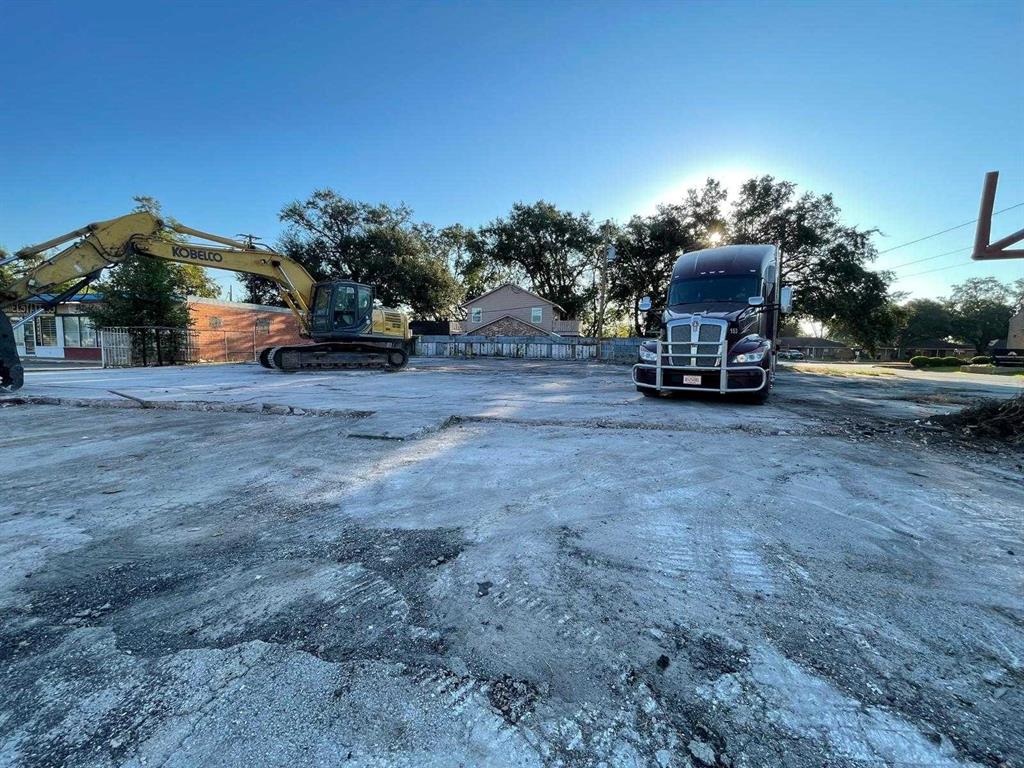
[258,341,409,372]
[0,311,25,393]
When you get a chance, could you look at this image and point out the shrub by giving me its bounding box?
[971,356,992,365]
[909,356,929,368]
[941,356,964,367]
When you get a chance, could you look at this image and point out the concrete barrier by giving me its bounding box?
[415,335,645,364]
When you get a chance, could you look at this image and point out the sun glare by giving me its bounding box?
[641,166,760,215]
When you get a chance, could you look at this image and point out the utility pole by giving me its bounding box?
[597,244,615,341]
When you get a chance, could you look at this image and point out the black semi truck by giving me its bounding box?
[632,244,793,403]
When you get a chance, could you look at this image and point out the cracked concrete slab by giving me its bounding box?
[1,360,1021,767]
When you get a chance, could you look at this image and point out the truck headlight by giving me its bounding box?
[729,346,768,364]
[638,344,658,363]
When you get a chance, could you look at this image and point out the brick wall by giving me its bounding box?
[187,297,305,363]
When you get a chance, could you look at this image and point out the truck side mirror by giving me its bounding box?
[780,286,794,314]
[638,296,652,311]
[747,296,765,307]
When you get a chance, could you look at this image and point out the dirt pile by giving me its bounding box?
[929,393,1024,444]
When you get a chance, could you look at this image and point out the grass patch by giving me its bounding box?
[789,364,896,378]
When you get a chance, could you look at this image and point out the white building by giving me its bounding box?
[7,295,103,362]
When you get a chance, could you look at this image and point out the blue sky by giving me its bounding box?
[2,0,1021,300]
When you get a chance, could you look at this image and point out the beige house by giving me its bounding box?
[461,284,580,337]
[1008,308,1024,348]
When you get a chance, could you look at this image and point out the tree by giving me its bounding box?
[85,257,192,329]
[947,277,1015,353]
[727,175,895,352]
[608,180,727,334]
[85,196,219,329]
[475,201,602,318]
[273,190,463,319]
[0,246,12,290]
[427,224,523,302]
[1012,277,1024,313]
[892,299,953,348]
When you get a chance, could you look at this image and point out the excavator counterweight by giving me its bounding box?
[0,213,412,392]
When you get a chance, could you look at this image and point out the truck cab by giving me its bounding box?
[632,244,792,402]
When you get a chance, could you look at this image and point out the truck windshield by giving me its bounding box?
[669,276,762,305]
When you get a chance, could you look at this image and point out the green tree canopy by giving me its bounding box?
[269,191,463,319]
[608,179,727,334]
[893,299,953,348]
[947,277,1015,353]
[475,201,602,318]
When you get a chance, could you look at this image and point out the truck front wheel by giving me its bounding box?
[743,375,772,404]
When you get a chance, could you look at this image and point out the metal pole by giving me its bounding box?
[12,307,45,330]
[973,171,997,260]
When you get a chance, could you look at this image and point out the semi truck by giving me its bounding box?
[632,244,793,403]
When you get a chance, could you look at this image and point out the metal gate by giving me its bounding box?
[100,326,198,368]
[100,327,131,367]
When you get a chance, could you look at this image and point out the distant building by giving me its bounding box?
[1008,308,1024,349]
[186,297,305,363]
[460,284,580,337]
[8,294,309,365]
[778,336,853,361]
[7,294,104,362]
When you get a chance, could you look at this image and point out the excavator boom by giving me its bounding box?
[1,212,411,392]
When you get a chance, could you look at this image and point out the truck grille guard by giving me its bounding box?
[632,317,767,394]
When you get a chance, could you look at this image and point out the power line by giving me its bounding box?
[887,245,972,271]
[895,260,975,279]
[877,201,1024,254]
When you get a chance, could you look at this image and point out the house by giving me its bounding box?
[460,284,580,337]
[779,336,853,361]
[1008,308,1024,349]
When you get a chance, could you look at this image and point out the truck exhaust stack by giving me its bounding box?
[0,311,25,393]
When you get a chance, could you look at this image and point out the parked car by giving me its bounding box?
[778,349,805,360]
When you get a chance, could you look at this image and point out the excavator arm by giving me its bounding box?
[0,212,318,391]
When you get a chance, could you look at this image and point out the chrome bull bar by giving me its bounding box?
[632,337,767,394]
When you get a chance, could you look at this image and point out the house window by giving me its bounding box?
[255,318,271,334]
[471,307,482,323]
[62,316,81,347]
[209,316,223,329]
[36,315,58,346]
[531,307,543,324]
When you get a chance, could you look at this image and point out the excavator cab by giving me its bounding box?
[310,281,375,339]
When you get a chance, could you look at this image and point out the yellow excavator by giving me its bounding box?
[0,212,412,392]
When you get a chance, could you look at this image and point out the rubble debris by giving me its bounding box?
[926,393,1024,445]
[476,581,492,597]
[688,738,717,765]
[486,675,540,724]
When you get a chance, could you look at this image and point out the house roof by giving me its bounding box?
[461,283,565,313]
[780,336,850,348]
[473,313,555,337]
[27,293,104,304]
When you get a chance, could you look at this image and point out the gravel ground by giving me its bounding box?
[0,360,1021,768]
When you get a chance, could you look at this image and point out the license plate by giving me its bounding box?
[683,375,702,385]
